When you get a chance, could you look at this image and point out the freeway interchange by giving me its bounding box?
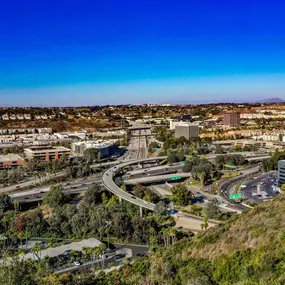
[4,150,274,232]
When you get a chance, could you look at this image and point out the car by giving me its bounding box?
[167,209,178,215]
[81,184,86,186]
[16,186,21,189]
[177,226,183,230]
[240,185,247,188]
[63,249,72,255]
[24,197,29,199]
[263,181,268,185]
[131,196,136,199]
[73,260,82,266]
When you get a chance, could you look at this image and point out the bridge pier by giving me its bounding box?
[140,206,143,217]
[119,196,122,203]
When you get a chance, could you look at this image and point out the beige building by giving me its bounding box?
[24,146,70,161]
[0,154,25,170]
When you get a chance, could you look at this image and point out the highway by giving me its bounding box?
[122,130,148,160]
[242,172,278,204]
[102,152,271,212]
[0,171,67,193]
[124,163,183,178]
[219,166,261,211]
[9,175,102,203]
[124,173,192,185]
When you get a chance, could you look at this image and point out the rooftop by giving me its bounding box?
[0,154,24,162]
[25,146,70,153]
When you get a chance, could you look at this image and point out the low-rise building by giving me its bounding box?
[71,140,119,157]
[0,154,25,170]
[24,146,71,161]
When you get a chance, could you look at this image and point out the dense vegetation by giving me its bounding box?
[2,192,285,284]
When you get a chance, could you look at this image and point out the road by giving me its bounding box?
[124,163,183,178]
[0,171,67,193]
[122,130,149,161]
[219,166,261,211]
[124,173,191,185]
[9,174,102,203]
[242,172,279,204]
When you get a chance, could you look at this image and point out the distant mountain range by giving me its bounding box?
[257,97,284,103]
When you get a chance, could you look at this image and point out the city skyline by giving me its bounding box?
[1,0,285,106]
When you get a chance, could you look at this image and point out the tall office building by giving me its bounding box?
[278,160,285,185]
[174,123,199,139]
[223,112,241,127]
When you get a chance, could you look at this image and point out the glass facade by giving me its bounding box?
[278,160,285,185]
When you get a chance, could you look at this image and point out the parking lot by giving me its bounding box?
[241,172,279,204]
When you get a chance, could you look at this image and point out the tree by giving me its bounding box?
[183,160,193,172]
[83,148,98,163]
[83,185,102,205]
[171,184,194,206]
[153,201,168,216]
[167,151,177,164]
[0,194,12,213]
[176,148,185,162]
[214,145,224,154]
[281,184,285,191]
[205,200,222,220]
[43,185,67,208]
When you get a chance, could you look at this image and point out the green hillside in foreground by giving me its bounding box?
[94,194,285,285]
[2,195,285,285]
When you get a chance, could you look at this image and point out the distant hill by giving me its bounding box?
[258,97,284,103]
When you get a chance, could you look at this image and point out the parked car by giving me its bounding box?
[73,260,82,266]
[167,209,178,215]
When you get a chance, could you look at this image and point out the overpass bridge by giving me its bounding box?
[124,173,192,185]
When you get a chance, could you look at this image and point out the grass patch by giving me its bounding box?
[221,172,241,179]
[186,178,201,188]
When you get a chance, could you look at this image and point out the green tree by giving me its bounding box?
[171,184,194,206]
[205,199,222,220]
[0,194,12,213]
[43,185,67,208]
[153,201,168,216]
[182,160,193,172]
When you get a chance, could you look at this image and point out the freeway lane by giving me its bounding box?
[219,166,261,211]
[102,153,270,212]
[124,173,192,185]
[9,175,102,203]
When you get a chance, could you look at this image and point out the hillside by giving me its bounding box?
[2,194,285,284]
[97,194,285,285]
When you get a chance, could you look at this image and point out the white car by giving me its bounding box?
[73,260,82,266]
[240,185,247,189]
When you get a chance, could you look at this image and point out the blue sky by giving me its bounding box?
[0,0,285,106]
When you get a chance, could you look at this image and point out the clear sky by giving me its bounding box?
[1,0,285,106]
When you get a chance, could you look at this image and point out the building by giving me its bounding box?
[0,154,25,170]
[174,123,199,139]
[71,140,119,157]
[24,146,71,161]
[278,160,285,185]
[223,112,241,127]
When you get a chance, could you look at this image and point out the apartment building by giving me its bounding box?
[223,112,241,127]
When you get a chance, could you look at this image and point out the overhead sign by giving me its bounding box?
[225,164,237,169]
[229,193,242,199]
[170,176,181,181]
